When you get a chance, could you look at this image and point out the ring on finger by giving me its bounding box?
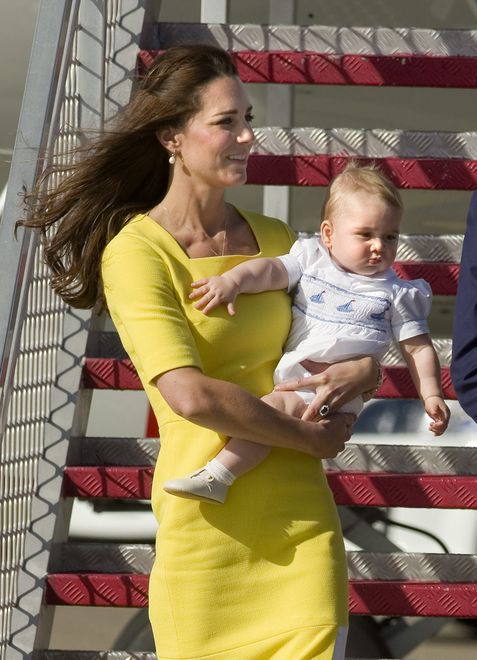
[319,403,331,417]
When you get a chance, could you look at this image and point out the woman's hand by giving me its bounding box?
[274,356,380,422]
[304,412,356,458]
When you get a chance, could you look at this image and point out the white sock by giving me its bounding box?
[205,459,236,486]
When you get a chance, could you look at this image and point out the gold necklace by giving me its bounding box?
[160,204,228,257]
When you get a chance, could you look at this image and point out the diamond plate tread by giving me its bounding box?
[246,154,477,191]
[48,543,477,582]
[349,581,477,617]
[68,438,476,475]
[34,653,388,660]
[44,573,477,616]
[84,332,452,365]
[49,543,155,574]
[81,359,456,398]
[33,654,158,660]
[397,235,462,263]
[67,436,159,466]
[347,551,477,582]
[85,330,127,359]
[139,49,477,89]
[251,128,477,160]
[153,23,477,57]
[325,445,477,475]
[328,472,477,508]
[63,466,477,508]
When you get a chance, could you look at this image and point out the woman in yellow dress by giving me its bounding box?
[24,45,380,659]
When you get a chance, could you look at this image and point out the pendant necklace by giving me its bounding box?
[160,204,228,257]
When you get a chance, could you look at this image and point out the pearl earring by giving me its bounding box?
[168,152,176,165]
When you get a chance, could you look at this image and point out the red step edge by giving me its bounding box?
[44,573,477,617]
[138,50,477,89]
[63,467,477,509]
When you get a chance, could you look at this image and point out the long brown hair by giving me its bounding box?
[20,45,238,309]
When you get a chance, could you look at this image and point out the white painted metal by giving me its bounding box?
[200,0,227,24]
[263,0,295,223]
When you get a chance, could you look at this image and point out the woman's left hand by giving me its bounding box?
[273,356,379,422]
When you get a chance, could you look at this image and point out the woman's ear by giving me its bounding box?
[321,220,333,248]
[156,127,180,153]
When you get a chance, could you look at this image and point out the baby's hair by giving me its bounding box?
[321,162,403,224]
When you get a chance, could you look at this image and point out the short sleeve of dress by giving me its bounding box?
[390,278,432,342]
[101,233,202,386]
[276,236,318,291]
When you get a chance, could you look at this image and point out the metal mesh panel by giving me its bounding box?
[1,2,147,656]
[0,250,67,658]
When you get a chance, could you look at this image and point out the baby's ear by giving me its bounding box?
[321,220,333,247]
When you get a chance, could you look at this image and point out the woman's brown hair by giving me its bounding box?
[20,44,238,309]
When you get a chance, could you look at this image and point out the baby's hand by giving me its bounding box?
[189,275,239,315]
[424,395,450,436]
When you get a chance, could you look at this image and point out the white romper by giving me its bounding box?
[276,236,432,412]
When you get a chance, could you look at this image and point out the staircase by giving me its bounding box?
[1,1,477,659]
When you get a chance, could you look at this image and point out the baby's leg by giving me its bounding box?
[217,390,308,477]
[163,390,307,503]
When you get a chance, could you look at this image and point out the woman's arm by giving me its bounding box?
[400,334,450,435]
[274,355,381,421]
[155,367,355,459]
[190,257,288,315]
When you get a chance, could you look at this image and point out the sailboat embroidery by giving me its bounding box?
[310,290,326,304]
[369,301,391,321]
[336,299,355,312]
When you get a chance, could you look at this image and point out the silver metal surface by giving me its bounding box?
[397,234,462,262]
[0,3,81,656]
[2,1,148,658]
[347,551,477,582]
[156,22,477,56]
[67,436,159,465]
[48,542,477,583]
[33,654,159,660]
[325,444,477,475]
[252,127,477,159]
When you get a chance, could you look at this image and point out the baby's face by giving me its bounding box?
[321,190,401,276]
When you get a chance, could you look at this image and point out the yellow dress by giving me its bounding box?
[101,210,348,660]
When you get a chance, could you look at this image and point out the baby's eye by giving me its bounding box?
[386,234,399,241]
[245,113,255,123]
[218,117,233,125]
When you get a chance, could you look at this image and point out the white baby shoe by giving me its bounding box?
[163,469,229,504]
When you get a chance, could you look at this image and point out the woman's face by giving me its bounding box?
[174,76,255,189]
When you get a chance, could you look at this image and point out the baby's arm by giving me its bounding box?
[190,257,289,315]
[399,334,450,435]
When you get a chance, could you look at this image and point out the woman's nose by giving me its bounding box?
[238,124,255,144]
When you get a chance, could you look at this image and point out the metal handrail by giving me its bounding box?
[0,184,7,220]
[0,0,80,438]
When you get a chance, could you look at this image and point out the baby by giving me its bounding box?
[164,164,450,504]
